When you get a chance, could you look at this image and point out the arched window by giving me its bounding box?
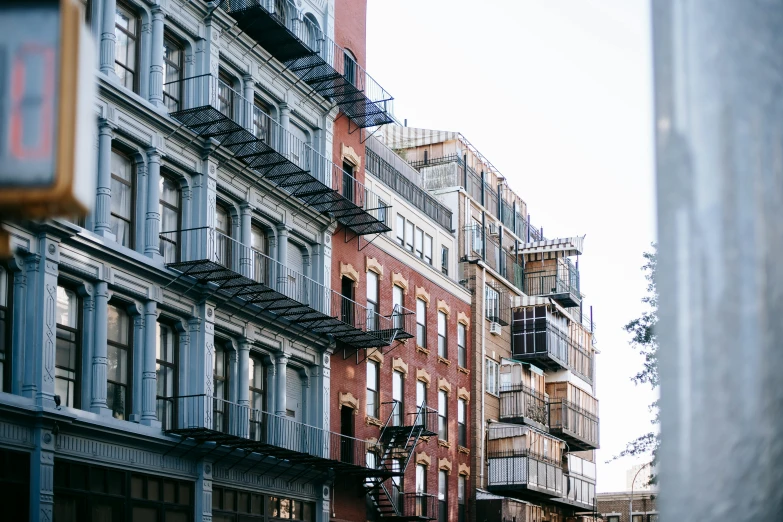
[274,0,287,25]
[303,13,321,52]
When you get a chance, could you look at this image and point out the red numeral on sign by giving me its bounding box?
[9,43,54,160]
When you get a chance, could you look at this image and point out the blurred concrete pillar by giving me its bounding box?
[653,2,783,520]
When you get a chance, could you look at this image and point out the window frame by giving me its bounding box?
[392,284,404,329]
[485,358,499,396]
[438,470,447,522]
[110,148,135,249]
[414,227,424,258]
[457,475,466,522]
[437,310,447,359]
[457,398,467,447]
[0,268,10,393]
[416,298,427,349]
[162,34,184,111]
[485,285,500,322]
[107,302,133,420]
[114,1,140,92]
[217,71,236,119]
[457,323,467,369]
[424,234,433,265]
[441,246,449,276]
[159,173,181,263]
[55,284,81,409]
[366,270,379,331]
[396,214,405,246]
[405,220,415,252]
[392,369,404,426]
[437,389,447,441]
[155,321,178,430]
[366,359,380,419]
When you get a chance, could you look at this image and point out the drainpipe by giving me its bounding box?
[480,264,487,489]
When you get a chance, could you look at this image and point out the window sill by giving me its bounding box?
[457,366,470,375]
[438,439,451,449]
[458,446,470,455]
[417,345,430,355]
[437,356,451,366]
[365,416,383,428]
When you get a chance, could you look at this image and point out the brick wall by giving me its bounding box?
[596,493,658,522]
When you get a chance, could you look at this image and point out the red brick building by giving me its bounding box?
[329,4,473,522]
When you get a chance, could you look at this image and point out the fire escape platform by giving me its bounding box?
[170,105,390,236]
[167,258,392,349]
[220,1,394,129]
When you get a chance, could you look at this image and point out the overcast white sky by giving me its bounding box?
[367,0,658,492]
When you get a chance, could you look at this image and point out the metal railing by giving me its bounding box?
[523,267,580,300]
[390,304,415,338]
[560,474,596,510]
[510,319,593,381]
[499,384,550,426]
[462,225,524,291]
[171,394,374,464]
[548,399,600,448]
[161,227,396,341]
[164,74,390,226]
[365,144,453,232]
[487,450,564,496]
[400,492,437,520]
[219,0,394,122]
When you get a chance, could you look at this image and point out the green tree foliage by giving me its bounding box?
[610,247,659,482]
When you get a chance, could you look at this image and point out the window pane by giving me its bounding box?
[107,305,129,345]
[107,344,128,384]
[56,287,77,327]
[367,271,378,303]
[424,235,433,264]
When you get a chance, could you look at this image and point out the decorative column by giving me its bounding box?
[274,353,288,417]
[243,75,255,131]
[79,285,95,410]
[148,7,165,107]
[280,103,290,131]
[29,427,55,522]
[94,119,115,238]
[91,282,111,415]
[194,461,213,522]
[266,362,276,415]
[237,340,251,407]
[99,0,118,77]
[144,148,162,258]
[276,225,289,293]
[189,303,215,429]
[130,308,145,422]
[240,203,253,278]
[141,300,160,426]
[10,263,27,395]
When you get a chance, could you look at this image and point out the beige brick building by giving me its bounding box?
[596,491,658,522]
[384,126,599,522]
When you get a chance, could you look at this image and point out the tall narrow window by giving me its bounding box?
[162,36,183,111]
[366,270,379,331]
[424,234,433,265]
[485,285,500,322]
[437,311,447,359]
[366,359,379,419]
[0,268,10,393]
[485,358,499,395]
[416,380,427,427]
[156,322,177,429]
[396,215,405,246]
[415,228,424,258]
[415,464,427,517]
[159,174,181,263]
[342,162,355,203]
[55,286,80,409]
[249,355,265,440]
[392,285,404,329]
[215,205,232,268]
[217,72,234,119]
[457,475,466,522]
[438,470,447,522]
[252,99,271,142]
[251,225,267,283]
[110,149,134,248]
[438,390,447,441]
[471,218,482,254]
[107,304,131,420]
[458,398,467,447]
[392,370,403,426]
[343,50,357,86]
[457,323,467,368]
[441,246,449,275]
[214,342,229,432]
[114,3,139,91]
[416,298,427,348]
[405,220,414,252]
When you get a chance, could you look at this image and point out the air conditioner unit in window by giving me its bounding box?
[488,222,500,236]
[489,322,502,335]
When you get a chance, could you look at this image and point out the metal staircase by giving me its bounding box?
[364,402,438,520]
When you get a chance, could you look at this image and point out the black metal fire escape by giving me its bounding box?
[219,0,395,129]
[364,402,438,521]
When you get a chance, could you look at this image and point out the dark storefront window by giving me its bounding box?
[0,449,29,522]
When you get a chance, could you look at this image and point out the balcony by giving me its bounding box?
[548,400,600,451]
[487,450,564,498]
[522,260,581,308]
[166,74,391,236]
[499,384,549,429]
[517,236,584,258]
[510,313,593,382]
[463,225,524,291]
[162,227,405,349]
[555,455,596,511]
[167,395,383,477]
[218,0,394,128]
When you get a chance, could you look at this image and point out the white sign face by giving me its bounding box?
[0,2,61,188]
